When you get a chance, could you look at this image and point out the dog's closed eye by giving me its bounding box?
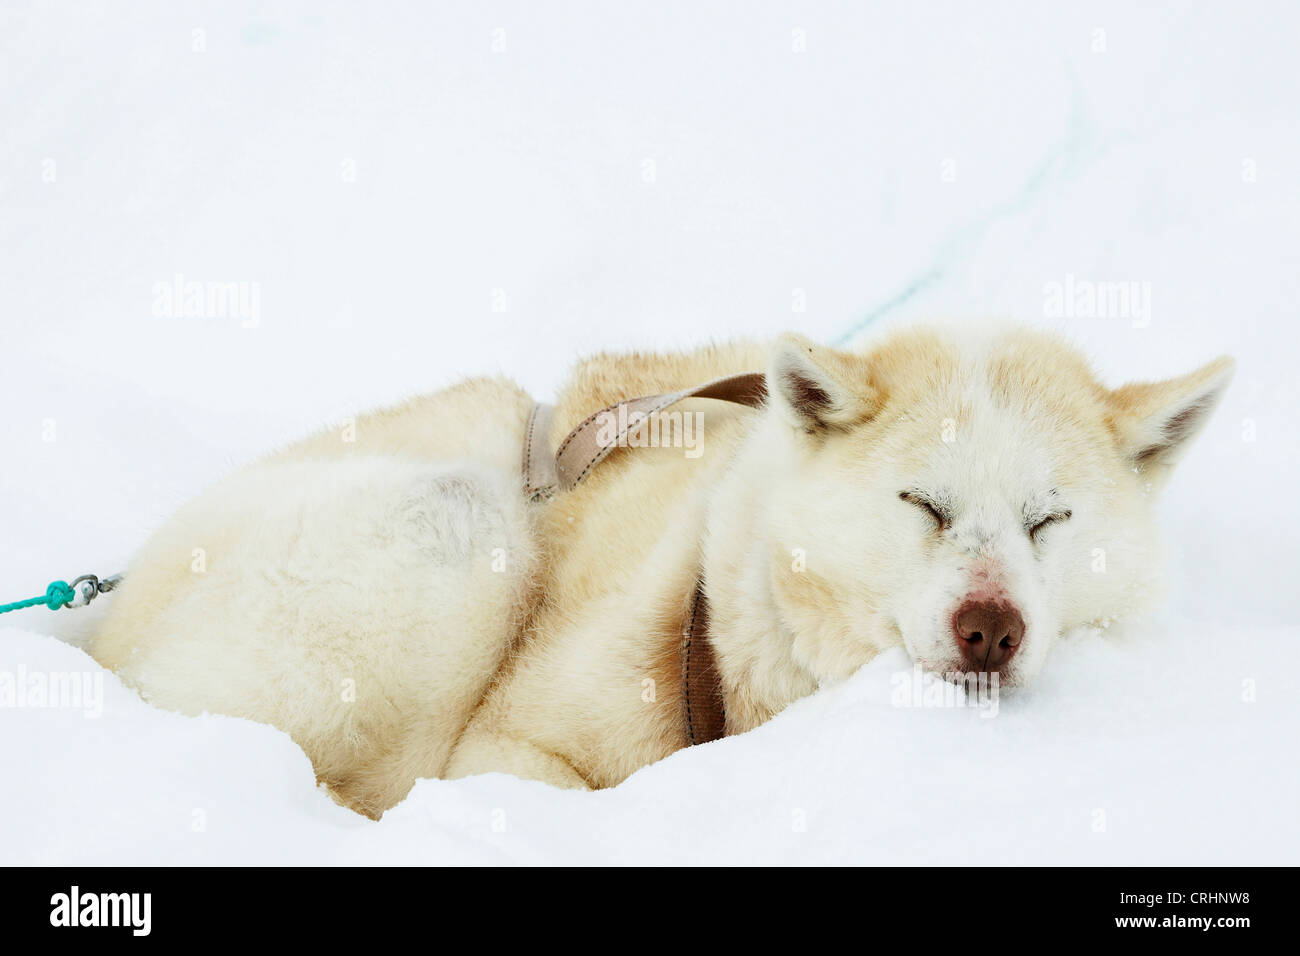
[1027,510,1071,543]
[899,491,949,531]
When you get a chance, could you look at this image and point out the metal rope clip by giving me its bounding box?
[66,574,116,609]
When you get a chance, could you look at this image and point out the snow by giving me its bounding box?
[1,1,1297,864]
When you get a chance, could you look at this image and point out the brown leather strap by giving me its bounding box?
[522,401,559,502]
[523,371,766,500]
[681,582,726,745]
[522,372,758,746]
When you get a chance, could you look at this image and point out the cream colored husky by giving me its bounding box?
[91,325,1233,817]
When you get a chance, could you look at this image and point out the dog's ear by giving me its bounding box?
[1107,355,1236,477]
[768,333,881,431]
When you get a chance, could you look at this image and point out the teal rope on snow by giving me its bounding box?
[0,580,77,615]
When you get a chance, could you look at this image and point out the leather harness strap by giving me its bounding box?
[522,401,559,502]
[522,370,767,746]
[681,581,726,744]
[525,371,768,498]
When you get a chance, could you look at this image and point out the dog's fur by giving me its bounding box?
[91,325,1233,817]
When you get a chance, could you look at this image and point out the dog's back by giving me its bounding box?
[92,377,541,817]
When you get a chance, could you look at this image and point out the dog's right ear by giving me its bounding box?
[768,333,881,431]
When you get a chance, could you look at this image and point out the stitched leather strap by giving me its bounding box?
[523,371,766,499]
[522,370,764,747]
[522,402,559,502]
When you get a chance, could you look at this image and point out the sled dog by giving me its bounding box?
[92,325,1234,817]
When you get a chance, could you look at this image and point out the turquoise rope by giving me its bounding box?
[0,580,76,615]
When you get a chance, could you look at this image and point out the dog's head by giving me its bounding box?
[758,326,1234,688]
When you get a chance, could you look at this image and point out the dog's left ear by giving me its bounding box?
[768,333,882,431]
[1107,355,1236,477]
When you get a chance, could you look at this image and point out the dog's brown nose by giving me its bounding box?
[953,600,1024,670]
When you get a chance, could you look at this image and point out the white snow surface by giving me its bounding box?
[1,1,1297,865]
